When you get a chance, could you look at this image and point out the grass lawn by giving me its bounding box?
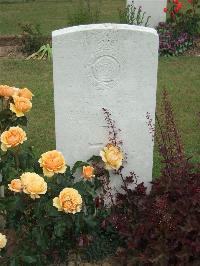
[0,0,192,36]
[0,57,199,177]
[0,0,125,35]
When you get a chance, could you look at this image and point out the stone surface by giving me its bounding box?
[52,24,158,190]
[127,0,167,27]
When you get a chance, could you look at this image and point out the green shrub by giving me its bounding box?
[67,0,101,26]
[0,85,121,265]
[19,23,45,55]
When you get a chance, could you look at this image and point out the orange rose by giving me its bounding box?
[0,126,27,151]
[38,150,67,177]
[17,88,33,100]
[8,179,22,193]
[0,85,15,99]
[82,166,95,180]
[100,144,123,170]
[53,188,82,214]
[20,172,47,199]
[10,96,32,117]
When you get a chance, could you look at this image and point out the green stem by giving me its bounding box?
[1,97,3,111]
[14,146,20,170]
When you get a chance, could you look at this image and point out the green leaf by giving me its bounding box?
[87,155,102,163]
[31,227,48,251]
[0,200,6,210]
[46,202,60,217]
[54,221,66,237]
[74,213,84,234]
[18,152,29,170]
[64,215,74,229]
[71,160,88,174]
[1,167,17,182]
[10,257,18,266]
[0,109,12,120]
[84,215,97,230]
[5,195,24,211]
[21,255,37,264]
[94,177,102,190]
[33,161,43,175]
[15,116,28,127]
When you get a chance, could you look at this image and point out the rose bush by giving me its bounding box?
[0,84,121,265]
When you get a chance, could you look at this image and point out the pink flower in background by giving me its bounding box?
[163,7,168,13]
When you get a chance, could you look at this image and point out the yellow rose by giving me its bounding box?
[0,126,27,151]
[10,96,32,117]
[0,233,7,250]
[82,166,95,180]
[8,179,22,193]
[20,172,47,199]
[0,85,15,98]
[17,88,34,100]
[38,150,67,177]
[53,188,82,214]
[100,144,123,170]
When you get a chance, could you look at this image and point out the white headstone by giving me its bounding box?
[127,0,167,28]
[52,24,158,190]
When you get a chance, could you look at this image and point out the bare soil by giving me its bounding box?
[0,35,24,58]
[183,37,200,56]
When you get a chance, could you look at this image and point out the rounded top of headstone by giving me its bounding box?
[52,23,158,38]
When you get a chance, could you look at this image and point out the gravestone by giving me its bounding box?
[127,0,167,28]
[52,24,158,190]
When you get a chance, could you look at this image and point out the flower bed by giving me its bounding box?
[159,0,200,56]
[0,85,199,265]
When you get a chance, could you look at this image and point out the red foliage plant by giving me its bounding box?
[110,91,200,265]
